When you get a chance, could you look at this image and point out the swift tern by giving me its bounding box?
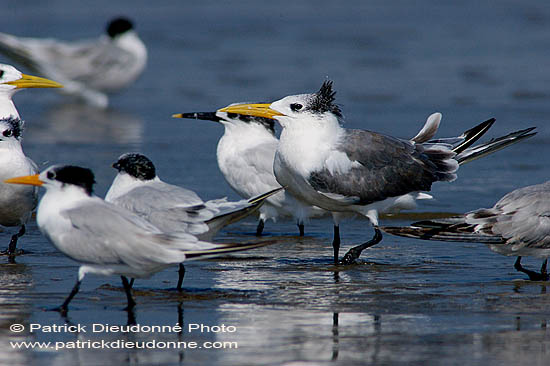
[0,17,146,108]
[173,107,327,236]
[105,152,282,289]
[0,64,62,256]
[382,181,550,281]
[5,165,275,313]
[219,81,536,265]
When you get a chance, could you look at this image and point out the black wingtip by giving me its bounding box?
[453,118,496,154]
[248,187,284,205]
[183,239,277,259]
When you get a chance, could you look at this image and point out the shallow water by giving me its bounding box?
[2,1,550,365]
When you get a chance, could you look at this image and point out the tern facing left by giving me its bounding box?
[173,107,327,236]
[106,152,281,239]
[0,64,62,256]
[220,81,536,265]
[5,165,275,313]
[0,17,147,108]
[105,152,282,290]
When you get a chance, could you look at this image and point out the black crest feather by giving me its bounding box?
[50,166,95,196]
[113,153,156,181]
[309,80,342,117]
[106,17,134,38]
[0,116,23,139]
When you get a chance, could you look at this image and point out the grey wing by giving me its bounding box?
[0,33,133,88]
[147,204,214,235]
[112,184,213,234]
[113,183,203,214]
[308,129,457,205]
[59,201,193,268]
[488,182,550,250]
[64,41,137,85]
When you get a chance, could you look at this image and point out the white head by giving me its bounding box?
[5,165,96,196]
[216,81,343,130]
[0,63,63,118]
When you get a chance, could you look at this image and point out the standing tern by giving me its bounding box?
[5,165,275,314]
[382,181,550,281]
[0,17,146,108]
[105,152,282,289]
[219,81,536,265]
[173,107,327,236]
[0,64,62,256]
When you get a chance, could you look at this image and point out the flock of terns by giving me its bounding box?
[0,17,547,316]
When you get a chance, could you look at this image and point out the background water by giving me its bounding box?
[2,0,550,365]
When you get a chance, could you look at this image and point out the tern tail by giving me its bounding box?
[455,127,536,165]
[183,239,277,260]
[205,187,284,232]
[381,219,505,244]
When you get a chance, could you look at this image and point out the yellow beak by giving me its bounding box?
[6,73,63,89]
[4,174,44,186]
[217,103,285,119]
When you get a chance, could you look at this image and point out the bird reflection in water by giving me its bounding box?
[25,102,144,144]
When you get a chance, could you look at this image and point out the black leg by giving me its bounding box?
[298,222,305,236]
[52,278,81,315]
[332,312,339,361]
[340,228,383,265]
[332,225,340,265]
[127,307,137,325]
[177,263,185,291]
[541,259,548,280]
[121,276,136,310]
[256,219,265,236]
[4,225,26,256]
[514,257,550,281]
[128,278,135,288]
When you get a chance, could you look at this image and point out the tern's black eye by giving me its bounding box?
[2,130,12,137]
[0,70,4,79]
[290,103,303,112]
[47,171,55,180]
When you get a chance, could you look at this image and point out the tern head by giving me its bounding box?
[218,81,342,129]
[5,165,95,196]
[112,153,156,181]
[106,17,134,39]
[173,103,276,135]
[0,63,63,99]
[0,116,23,143]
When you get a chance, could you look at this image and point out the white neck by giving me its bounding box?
[36,184,95,239]
[0,92,19,119]
[105,172,157,202]
[220,120,276,146]
[277,114,343,176]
